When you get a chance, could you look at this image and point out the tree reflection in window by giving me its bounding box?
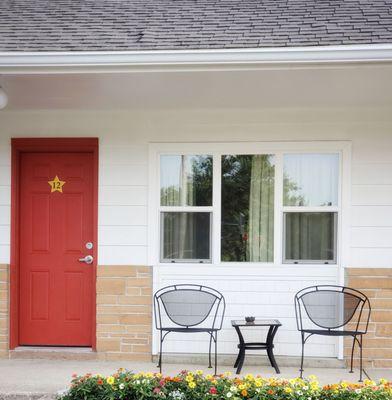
[221,155,275,262]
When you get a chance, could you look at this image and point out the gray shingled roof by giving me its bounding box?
[1,0,392,51]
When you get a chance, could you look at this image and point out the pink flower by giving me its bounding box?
[153,387,161,394]
[159,379,166,387]
[209,387,217,395]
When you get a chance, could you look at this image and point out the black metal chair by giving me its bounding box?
[154,284,225,375]
[294,285,371,382]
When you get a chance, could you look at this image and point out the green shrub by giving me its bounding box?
[58,370,392,400]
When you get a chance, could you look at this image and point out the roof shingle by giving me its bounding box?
[1,0,392,51]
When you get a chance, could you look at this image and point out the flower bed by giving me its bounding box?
[59,370,392,400]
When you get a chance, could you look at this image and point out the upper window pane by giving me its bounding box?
[221,155,275,262]
[283,154,339,207]
[160,155,212,206]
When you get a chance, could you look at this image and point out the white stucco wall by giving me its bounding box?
[0,106,391,358]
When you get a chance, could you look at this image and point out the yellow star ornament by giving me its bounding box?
[48,175,66,193]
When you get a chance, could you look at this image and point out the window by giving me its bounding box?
[221,155,275,262]
[283,154,339,264]
[160,155,212,262]
[157,147,342,265]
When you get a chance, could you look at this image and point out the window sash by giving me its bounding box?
[160,211,212,263]
[282,211,338,264]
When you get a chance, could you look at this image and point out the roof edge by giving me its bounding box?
[1,43,392,73]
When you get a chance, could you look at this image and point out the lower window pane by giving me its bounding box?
[161,212,211,262]
[284,212,337,263]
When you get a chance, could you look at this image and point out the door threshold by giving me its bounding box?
[14,346,94,352]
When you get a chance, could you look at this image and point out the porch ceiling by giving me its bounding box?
[2,64,392,110]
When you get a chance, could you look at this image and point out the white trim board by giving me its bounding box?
[1,44,392,74]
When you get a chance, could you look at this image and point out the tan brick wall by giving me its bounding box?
[345,268,392,369]
[0,265,9,358]
[96,265,153,361]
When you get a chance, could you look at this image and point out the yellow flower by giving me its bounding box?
[206,374,213,380]
[379,378,387,385]
[195,370,203,376]
[188,381,196,389]
[255,379,263,388]
[145,372,154,378]
[238,384,246,390]
[341,381,348,389]
[241,389,248,397]
[284,387,293,393]
[223,372,232,377]
[106,376,115,385]
[364,379,376,386]
[245,374,254,381]
[185,375,194,383]
[211,379,218,385]
[310,381,319,391]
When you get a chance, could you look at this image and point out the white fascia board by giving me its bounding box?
[1,43,392,74]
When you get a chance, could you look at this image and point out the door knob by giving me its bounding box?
[78,255,94,264]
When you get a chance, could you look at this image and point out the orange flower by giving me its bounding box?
[241,389,248,397]
[267,389,275,395]
[97,378,103,385]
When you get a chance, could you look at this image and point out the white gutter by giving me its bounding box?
[1,43,392,74]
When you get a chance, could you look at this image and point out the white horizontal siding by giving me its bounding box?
[0,145,10,264]
[351,248,392,267]
[351,227,392,247]
[351,206,392,227]
[0,226,10,245]
[98,245,147,265]
[155,265,339,357]
[99,186,147,206]
[0,186,11,205]
[0,206,10,225]
[100,145,148,165]
[352,185,392,206]
[98,141,149,264]
[99,205,147,226]
[100,226,147,246]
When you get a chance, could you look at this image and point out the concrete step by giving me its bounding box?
[9,347,97,361]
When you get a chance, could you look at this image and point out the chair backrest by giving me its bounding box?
[295,285,371,332]
[154,284,225,330]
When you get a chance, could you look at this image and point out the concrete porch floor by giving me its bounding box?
[0,359,391,399]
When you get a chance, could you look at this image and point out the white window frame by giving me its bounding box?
[281,152,340,265]
[148,141,351,269]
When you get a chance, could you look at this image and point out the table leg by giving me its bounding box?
[236,347,246,375]
[234,348,241,368]
[234,325,246,374]
[266,326,280,374]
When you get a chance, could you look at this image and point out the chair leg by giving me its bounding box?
[208,333,213,368]
[299,332,305,379]
[349,335,356,373]
[214,332,218,376]
[157,331,163,374]
[359,335,363,382]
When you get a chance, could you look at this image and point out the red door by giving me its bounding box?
[19,152,94,346]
